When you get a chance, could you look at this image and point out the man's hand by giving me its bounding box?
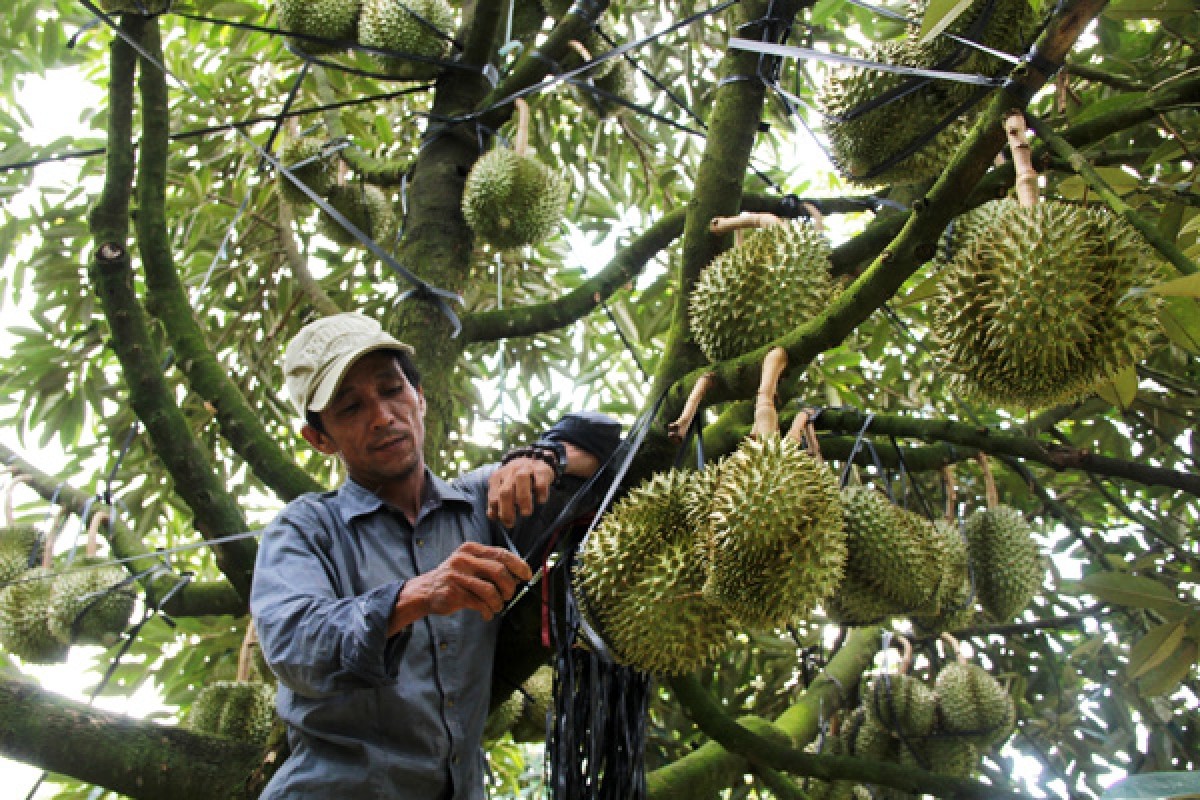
[390,542,532,634]
[487,456,556,528]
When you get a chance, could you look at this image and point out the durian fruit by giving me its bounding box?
[934,660,1015,746]
[509,665,555,742]
[483,687,525,741]
[931,198,1165,408]
[863,672,938,738]
[907,0,1038,78]
[276,0,360,55]
[462,98,569,251]
[902,735,980,778]
[187,680,277,743]
[911,519,973,627]
[824,576,902,627]
[577,56,636,118]
[278,136,338,207]
[839,487,946,614]
[317,183,396,247]
[816,38,979,187]
[98,0,171,13]
[359,0,455,79]
[46,557,137,647]
[573,469,735,674]
[702,433,847,629]
[0,525,42,585]
[963,505,1042,621]
[688,218,837,363]
[0,567,69,664]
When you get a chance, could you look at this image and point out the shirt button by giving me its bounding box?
[452,755,460,764]
[416,539,425,547]
[447,699,455,708]
[439,641,448,651]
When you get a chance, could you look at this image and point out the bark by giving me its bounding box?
[0,672,264,800]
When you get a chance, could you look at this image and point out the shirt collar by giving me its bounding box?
[335,469,474,523]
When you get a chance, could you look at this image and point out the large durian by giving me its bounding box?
[688,219,837,363]
[702,433,846,629]
[187,680,277,743]
[359,0,455,79]
[0,525,42,585]
[508,665,555,742]
[817,38,979,187]
[277,136,338,207]
[0,567,69,664]
[839,487,946,613]
[276,0,360,55]
[573,469,734,674]
[931,198,1165,408]
[317,183,396,247]
[46,557,137,647]
[934,660,1015,746]
[461,149,568,250]
[863,671,938,738]
[963,505,1042,621]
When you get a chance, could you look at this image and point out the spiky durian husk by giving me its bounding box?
[901,734,980,777]
[0,525,42,585]
[907,0,1038,77]
[46,557,136,647]
[277,0,360,55]
[189,680,277,743]
[577,56,636,117]
[98,0,171,13]
[934,662,1015,746]
[317,184,396,246]
[359,0,455,79]
[817,39,979,187]
[932,199,1165,408]
[963,505,1042,621]
[825,574,902,627]
[278,136,337,207]
[840,487,945,613]
[510,665,554,742]
[462,148,569,250]
[0,567,68,664]
[864,672,938,737]
[688,220,837,363]
[573,469,734,674]
[854,716,900,761]
[919,520,972,617]
[703,435,846,629]
[483,688,525,741]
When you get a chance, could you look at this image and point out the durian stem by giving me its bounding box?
[895,634,914,675]
[567,39,592,61]
[752,347,788,438]
[668,372,716,442]
[784,410,823,465]
[4,472,28,527]
[708,212,782,236]
[1003,111,1040,208]
[513,97,530,158]
[85,511,109,559]
[802,202,824,233]
[942,465,956,522]
[939,632,967,665]
[237,621,258,682]
[41,522,56,570]
[977,453,999,510]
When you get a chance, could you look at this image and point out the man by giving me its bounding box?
[250,312,620,799]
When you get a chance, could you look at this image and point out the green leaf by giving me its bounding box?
[1144,273,1200,299]
[1074,573,1188,615]
[1135,638,1199,697]
[1159,297,1200,354]
[1103,771,1200,800]
[1093,365,1137,410]
[916,0,976,42]
[1128,619,1188,680]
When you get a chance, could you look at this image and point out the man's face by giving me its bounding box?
[302,350,426,491]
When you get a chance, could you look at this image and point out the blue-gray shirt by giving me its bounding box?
[251,466,543,800]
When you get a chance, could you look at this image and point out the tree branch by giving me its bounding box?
[86,19,254,601]
[0,671,263,800]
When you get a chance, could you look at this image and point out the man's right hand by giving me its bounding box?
[388,542,532,635]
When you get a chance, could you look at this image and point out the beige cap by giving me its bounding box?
[283,312,414,417]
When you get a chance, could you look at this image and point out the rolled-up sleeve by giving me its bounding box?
[251,501,410,698]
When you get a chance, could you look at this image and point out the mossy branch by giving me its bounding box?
[87,20,254,602]
[648,626,878,799]
[670,672,1033,799]
[1029,112,1197,276]
[661,0,1112,424]
[0,671,262,800]
[135,21,322,503]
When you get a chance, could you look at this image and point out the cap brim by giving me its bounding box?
[307,340,414,414]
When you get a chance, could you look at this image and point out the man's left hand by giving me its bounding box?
[487,456,555,528]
